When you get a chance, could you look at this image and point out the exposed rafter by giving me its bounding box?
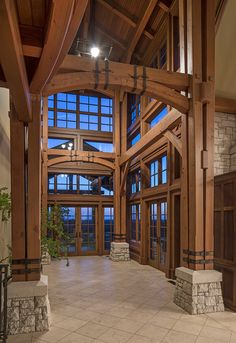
[44,55,190,113]
[120,108,182,165]
[124,0,158,63]
[30,0,88,93]
[96,0,154,40]
[163,130,182,156]
[0,0,32,122]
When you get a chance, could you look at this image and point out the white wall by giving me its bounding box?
[0,87,11,262]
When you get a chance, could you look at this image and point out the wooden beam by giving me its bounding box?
[96,25,127,50]
[47,149,115,160]
[163,130,182,156]
[96,0,154,40]
[141,11,167,66]
[22,44,42,58]
[45,55,190,113]
[120,108,182,165]
[215,96,236,114]
[30,0,88,93]
[47,155,115,170]
[120,160,131,195]
[124,0,158,63]
[158,0,171,12]
[0,0,32,122]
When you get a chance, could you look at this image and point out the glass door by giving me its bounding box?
[61,206,77,255]
[149,200,168,271]
[103,207,114,253]
[78,207,97,255]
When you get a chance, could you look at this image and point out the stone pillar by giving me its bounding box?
[110,242,130,262]
[7,275,50,335]
[174,267,224,315]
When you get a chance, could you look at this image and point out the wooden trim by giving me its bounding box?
[163,130,182,156]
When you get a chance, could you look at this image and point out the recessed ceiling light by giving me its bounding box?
[91,46,100,58]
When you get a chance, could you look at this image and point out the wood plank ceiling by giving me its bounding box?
[0,0,227,100]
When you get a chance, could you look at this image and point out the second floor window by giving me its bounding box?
[48,93,113,132]
[150,154,167,187]
[127,94,140,127]
[129,169,141,194]
[48,173,113,195]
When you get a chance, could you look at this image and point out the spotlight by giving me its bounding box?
[68,142,73,147]
[68,146,72,150]
[90,46,100,58]
[61,144,66,149]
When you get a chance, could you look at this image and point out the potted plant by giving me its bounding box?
[41,204,71,266]
[0,187,11,266]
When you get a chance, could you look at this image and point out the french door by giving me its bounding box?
[78,206,98,255]
[61,206,98,255]
[103,206,114,253]
[149,200,168,272]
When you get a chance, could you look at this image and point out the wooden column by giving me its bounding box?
[10,103,26,281]
[41,97,48,214]
[113,91,122,241]
[27,94,42,280]
[179,0,215,270]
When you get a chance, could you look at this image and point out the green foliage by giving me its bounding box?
[0,187,11,222]
[41,204,71,259]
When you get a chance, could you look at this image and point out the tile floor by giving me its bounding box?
[8,256,236,343]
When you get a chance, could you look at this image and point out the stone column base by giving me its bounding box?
[110,242,130,261]
[174,267,224,315]
[7,275,51,335]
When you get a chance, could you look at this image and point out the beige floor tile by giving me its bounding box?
[196,337,221,343]
[149,313,176,329]
[128,310,155,323]
[231,333,236,342]
[54,317,88,331]
[180,314,207,325]
[98,328,132,343]
[32,326,71,343]
[114,318,145,333]
[200,325,231,342]
[57,332,94,343]
[74,308,99,321]
[136,322,169,341]
[127,335,153,343]
[173,319,203,335]
[93,313,120,328]
[163,329,197,343]
[76,322,109,339]
[108,306,133,318]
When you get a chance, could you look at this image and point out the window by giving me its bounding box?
[48,93,113,132]
[128,132,141,148]
[83,140,113,153]
[127,94,140,127]
[48,173,113,195]
[150,106,168,128]
[130,204,141,241]
[160,201,167,264]
[160,42,167,68]
[130,169,141,194]
[48,137,74,150]
[150,160,159,187]
[150,154,167,187]
[104,207,114,251]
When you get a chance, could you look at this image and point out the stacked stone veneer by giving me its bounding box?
[7,275,50,335]
[110,242,130,261]
[214,112,236,175]
[174,267,224,314]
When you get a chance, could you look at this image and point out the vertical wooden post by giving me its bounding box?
[179,0,215,270]
[42,97,48,214]
[27,94,41,280]
[10,103,26,281]
[113,91,122,241]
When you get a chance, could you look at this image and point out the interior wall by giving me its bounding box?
[214,112,236,176]
[0,87,11,262]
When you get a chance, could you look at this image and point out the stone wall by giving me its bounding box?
[214,112,236,175]
[174,267,224,315]
[0,88,11,264]
[110,242,130,261]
